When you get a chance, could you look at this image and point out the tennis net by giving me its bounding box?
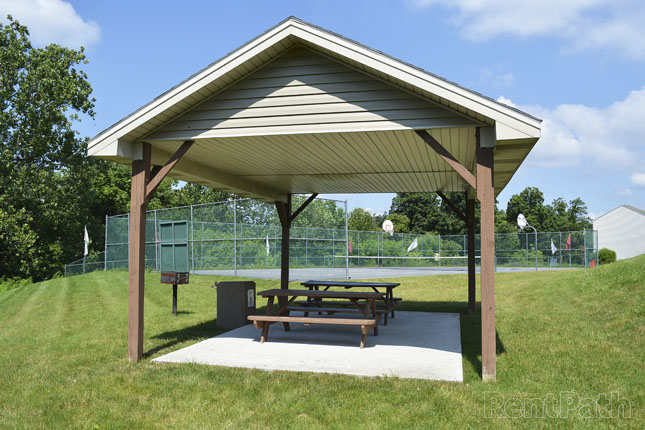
[334,255,481,271]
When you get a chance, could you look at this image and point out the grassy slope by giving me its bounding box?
[0,257,643,429]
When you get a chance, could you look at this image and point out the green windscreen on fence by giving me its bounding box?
[159,220,189,273]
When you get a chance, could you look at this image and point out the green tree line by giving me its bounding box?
[1,17,593,282]
[349,189,592,235]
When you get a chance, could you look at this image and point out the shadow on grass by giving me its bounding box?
[145,318,224,358]
[398,300,506,379]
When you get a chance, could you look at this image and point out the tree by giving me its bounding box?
[505,187,549,230]
[348,208,376,231]
[505,187,592,232]
[390,193,441,234]
[385,213,410,233]
[173,182,234,207]
[1,16,95,280]
[389,192,472,235]
[291,197,345,229]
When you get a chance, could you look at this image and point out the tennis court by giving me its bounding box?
[194,256,574,281]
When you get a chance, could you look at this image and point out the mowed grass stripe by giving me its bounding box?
[0,256,643,429]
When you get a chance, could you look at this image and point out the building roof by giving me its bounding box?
[594,205,645,221]
[88,17,542,203]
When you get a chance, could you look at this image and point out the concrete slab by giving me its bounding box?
[153,311,463,382]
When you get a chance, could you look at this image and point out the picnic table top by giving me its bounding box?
[301,280,400,288]
[258,288,384,299]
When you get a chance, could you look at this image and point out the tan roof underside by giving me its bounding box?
[90,28,538,202]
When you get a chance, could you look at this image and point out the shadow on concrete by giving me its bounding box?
[145,318,223,358]
[149,300,506,380]
[398,300,506,379]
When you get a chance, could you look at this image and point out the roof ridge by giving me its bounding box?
[594,204,645,221]
[285,17,542,123]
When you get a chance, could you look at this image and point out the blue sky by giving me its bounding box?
[2,0,644,219]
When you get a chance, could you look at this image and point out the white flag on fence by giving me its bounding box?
[266,233,270,256]
[551,238,557,255]
[84,226,90,256]
[407,237,418,253]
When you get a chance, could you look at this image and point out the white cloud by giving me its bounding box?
[631,173,645,187]
[408,0,645,60]
[504,88,645,170]
[0,0,100,48]
[618,188,634,197]
[479,68,514,89]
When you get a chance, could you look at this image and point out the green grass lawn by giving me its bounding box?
[1,257,643,429]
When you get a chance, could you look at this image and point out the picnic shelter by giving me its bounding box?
[87,17,542,381]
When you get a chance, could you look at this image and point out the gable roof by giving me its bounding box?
[88,17,542,203]
[595,205,645,221]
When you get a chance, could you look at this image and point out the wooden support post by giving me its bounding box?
[466,194,476,314]
[127,140,193,362]
[476,127,496,381]
[275,195,292,332]
[128,143,150,362]
[275,195,292,291]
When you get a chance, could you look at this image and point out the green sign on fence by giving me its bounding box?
[159,220,189,273]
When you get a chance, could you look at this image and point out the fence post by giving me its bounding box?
[104,215,109,271]
[127,213,130,262]
[153,210,158,271]
[583,228,587,268]
[345,200,349,280]
[526,232,529,267]
[190,204,194,273]
[233,201,237,275]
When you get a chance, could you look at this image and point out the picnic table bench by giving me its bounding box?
[300,280,401,325]
[248,289,383,348]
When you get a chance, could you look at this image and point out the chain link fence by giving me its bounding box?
[64,198,598,276]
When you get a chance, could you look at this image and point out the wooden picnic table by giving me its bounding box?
[300,280,401,325]
[248,288,383,348]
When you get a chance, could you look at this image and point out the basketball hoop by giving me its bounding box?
[382,220,394,236]
[517,213,528,231]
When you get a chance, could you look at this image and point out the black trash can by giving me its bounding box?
[215,281,256,329]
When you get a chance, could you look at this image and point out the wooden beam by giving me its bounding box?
[290,193,319,223]
[127,143,150,362]
[275,199,290,228]
[466,193,476,315]
[437,191,466,222]
[415,130,476,189]
[476,127,496,382]
[145,140,193,203]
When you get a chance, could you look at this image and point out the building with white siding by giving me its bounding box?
[593,205,645,260]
